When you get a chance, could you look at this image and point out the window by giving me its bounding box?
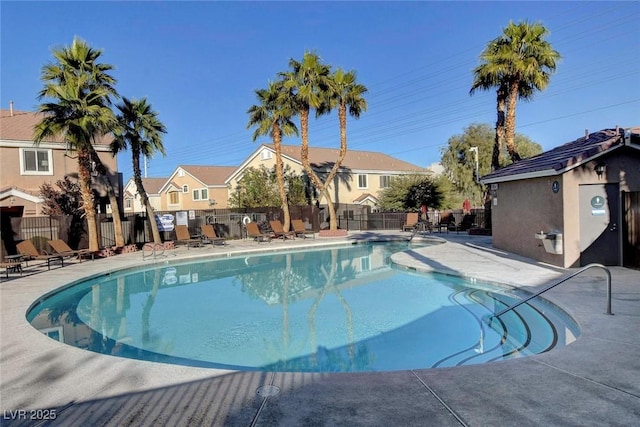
[20,148,52,175]
[260,149,272,160]
[192,188,208,200]
[343,210,354,220]
[380,175,392,188]
[358,174,368,189]
[182,185,188,193]
[124,198,132,209]
[169,191,179,205]
[40,326,64,343]
[360,256,371,272]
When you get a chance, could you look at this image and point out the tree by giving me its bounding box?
[40,177,86,249]
[471,43,535,170]
[499,21,560,163]
[281,52,339,226]
[317,68,368,229]
[378,173,444,211]
[112,97,167,245]
[229,165,306,208]
[247,80,299,231]
[473,21,560,166]
[34,37,119,251]
[440,123,542,206]
[405,180,444,211]
[40,176,83,217]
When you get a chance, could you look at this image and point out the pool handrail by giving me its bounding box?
[490,263,612,321]
[143,243,165,260]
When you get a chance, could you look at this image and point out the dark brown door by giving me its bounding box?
[622,191,640,269]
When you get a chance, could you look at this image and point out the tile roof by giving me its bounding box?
[271,144,425,172]
[0,109,112,145]
[353,193,379,203]
[140,178,167,194]
[180,165,237,185]
[481,127,639,183]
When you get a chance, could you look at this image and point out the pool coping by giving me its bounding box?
[1,231,639,426]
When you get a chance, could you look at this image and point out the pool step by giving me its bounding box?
[431,290,560,368]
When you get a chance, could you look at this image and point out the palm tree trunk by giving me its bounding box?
[322,103,348,231]
[78,148,99,251]
[299,108,326,201]
[273,124,291,232]
[142,268,161,344]
[505,82,522,163]
[325,189,338,230]
[493,88,507,170]
[90,149,125,247]
[300,107,344,231]
[132,149,162,244]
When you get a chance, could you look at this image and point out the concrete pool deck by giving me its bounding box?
[1,231,639,426]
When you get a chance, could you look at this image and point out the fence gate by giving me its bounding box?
[622,191,640,269]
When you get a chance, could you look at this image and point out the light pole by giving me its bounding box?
[469,146,479,183]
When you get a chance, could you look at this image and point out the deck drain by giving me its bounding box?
[256,385,280,397]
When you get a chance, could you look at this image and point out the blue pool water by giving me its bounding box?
[27,242,580,372]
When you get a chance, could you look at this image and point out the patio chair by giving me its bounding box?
[1,259,23,278]
[246,222,272,243]
[402,212,419,232]
[48,239,95,261]
[269,220,296,240]
[200,224,226,246]
[17,240,64,270]
[435,213,452,233]
[292,219,315,239]
[174,225,202,248]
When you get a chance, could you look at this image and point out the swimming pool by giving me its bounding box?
[27,242,580,372]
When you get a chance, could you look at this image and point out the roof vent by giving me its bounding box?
[9,100,14,116]
[584,129,589,140]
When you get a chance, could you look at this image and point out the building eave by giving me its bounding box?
[0,139,112,152]
[480,136,639,184]
[0,187,43,203]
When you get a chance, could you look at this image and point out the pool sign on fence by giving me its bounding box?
[155,214,175,232]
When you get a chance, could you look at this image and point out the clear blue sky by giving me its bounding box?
[2,1,638,183]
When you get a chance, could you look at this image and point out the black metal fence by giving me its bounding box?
[336,208,489,232]
[7,205,491,251]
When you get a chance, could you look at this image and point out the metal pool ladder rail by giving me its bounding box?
[490,263,612,322]
[143,243,166,260]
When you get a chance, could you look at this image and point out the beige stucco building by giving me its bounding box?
[481,127,640,268]
[0,108,120,216]
[123,177,166,214]
[157,165,237,211]
[225,144,426,209]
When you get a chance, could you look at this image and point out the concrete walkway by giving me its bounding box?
[1,232,639,426]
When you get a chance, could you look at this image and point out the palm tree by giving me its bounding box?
[247,80,299,231]
[34,37,119,252]
[471,41,535,170]
[482,21,561,164]
[281,52,338,227]
[112,97,167,244]
[318,68,367,230]
[501,22,559,162]
[471,22,559,166]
